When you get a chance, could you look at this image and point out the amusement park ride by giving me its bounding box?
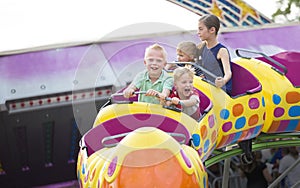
[0,0,300,187]
[76,47,300,187]
[76,1,300,187]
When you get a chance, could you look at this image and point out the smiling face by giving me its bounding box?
[144,48,167,80]
[175,72,194,99]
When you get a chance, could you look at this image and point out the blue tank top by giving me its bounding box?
[200,43,232,95]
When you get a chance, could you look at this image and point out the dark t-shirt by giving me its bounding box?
[244,162,269,188]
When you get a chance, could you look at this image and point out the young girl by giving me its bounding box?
[165,41,202,76]
[197,14,232,95]
[168,66,201,120]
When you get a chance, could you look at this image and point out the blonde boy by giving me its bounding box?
[123,43,173,104]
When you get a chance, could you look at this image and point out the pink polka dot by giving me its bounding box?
[249,98,260,109]
[222,122,232,132]
[208,115,215,128]
[274,107,285,117]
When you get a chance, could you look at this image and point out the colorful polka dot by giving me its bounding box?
[286,92,300,104]
[248,98,260,109]
[248,114,259,126]
[222,122,232,132]
[232,103,244,117]
[274,107,285,117]
[204,140,210,153]
[220,109,230,120]
[192,134,200,147]
[198,148,202,156]
[208,115,215,128]
[288,106,300,117]
[235,116,246,129]
[211,130,217,143]
[201,125,208,139]
[272,94,281,105]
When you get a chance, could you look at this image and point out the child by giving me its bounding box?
[165,41,202,76]
[123,43,173,104]
[197,14,232,95]
[167,66,201,120]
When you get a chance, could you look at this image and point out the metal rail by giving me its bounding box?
[101,132,187,148]
[205,133,300,167]
[268,157,300,188]
[235,48,288,75]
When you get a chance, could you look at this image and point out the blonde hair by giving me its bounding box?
[177,41,197,61]
[173,66,195,82]
[144,43,167,61]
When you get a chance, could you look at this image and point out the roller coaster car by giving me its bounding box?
[77,50,299,187]
[77,94,209,187]
[234,50,300,133]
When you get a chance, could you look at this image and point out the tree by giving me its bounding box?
[272,0,300,22]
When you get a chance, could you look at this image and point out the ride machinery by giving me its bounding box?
[77,49,300,187]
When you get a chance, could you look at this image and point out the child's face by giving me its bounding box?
[175,73,193,98]
[177,50,193,62]
[144,49,166,78]
[197,21,214,41]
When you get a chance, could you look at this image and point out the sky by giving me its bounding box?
[0,0,279,53]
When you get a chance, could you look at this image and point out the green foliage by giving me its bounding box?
[272,0,300,22]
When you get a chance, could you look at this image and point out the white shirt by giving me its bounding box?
[278,154,300,187]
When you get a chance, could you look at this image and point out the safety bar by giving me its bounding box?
[101,131,187,148]
[235,48,287,75]
[110,91,147,97]
[167,61,218,81]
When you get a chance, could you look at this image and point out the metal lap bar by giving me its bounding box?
[235,48,287,75]
[102,132,129,148]
[101,132,187,148]
[167,61,218,80]
[167,132,186,144]
[110,91,147,97]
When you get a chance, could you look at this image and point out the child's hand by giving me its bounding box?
[123,88,135,98]
[165,101,173,106]
[171,97,180,105]
[145,89,158,97]
[215,77,225,88]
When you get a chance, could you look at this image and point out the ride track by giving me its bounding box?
[77,49,300,187]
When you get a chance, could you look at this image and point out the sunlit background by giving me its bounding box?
[0,0,282,53]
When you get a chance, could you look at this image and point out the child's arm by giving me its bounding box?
[215,48,232,88]
[165,63,177,70]
[171,95,199,107]
[145,88,170,104]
